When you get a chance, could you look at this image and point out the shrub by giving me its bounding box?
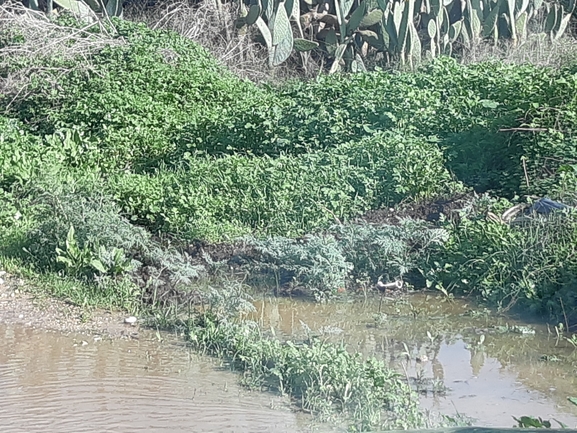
[245,221,448,301]
[332,221,448,283]
[248,234,352,302]
[423,197,577,323]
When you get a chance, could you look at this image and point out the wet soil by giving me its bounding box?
[0,271,136,339]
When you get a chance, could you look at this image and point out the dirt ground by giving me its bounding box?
[354,194,473,225]
[0,270,139,339]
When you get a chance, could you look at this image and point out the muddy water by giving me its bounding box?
[253,293,577,428]
[0,324,313,433]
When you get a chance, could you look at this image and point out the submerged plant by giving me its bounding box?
[187,313,423,431]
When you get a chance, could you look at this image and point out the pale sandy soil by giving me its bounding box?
[0,270,139,339]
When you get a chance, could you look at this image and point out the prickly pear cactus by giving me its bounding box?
[234,0,574,70]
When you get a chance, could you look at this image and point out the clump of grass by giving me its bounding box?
[187,294,423,431]
[423,195,577,323]
[459,33,577,70]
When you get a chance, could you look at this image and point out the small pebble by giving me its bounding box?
[124,316,138,325]
[0,278,4,285]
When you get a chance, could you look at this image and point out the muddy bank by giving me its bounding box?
[353,194,473,225]
[0,271,137,339]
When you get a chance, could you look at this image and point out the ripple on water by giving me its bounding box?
[251,295,577,428]
[0,324,310,433]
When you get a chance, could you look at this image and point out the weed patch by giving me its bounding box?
[186,291,423,431]
[423,196,577,323]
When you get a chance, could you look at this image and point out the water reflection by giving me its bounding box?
[252,294,577,427]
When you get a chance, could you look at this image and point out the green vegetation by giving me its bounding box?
[423,198,577,324]
[2,6,577,430]
[186,288,423,431]
[236,0,576,71]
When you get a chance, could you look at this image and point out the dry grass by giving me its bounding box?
[431,8,577,70]
[458,33,577,69]
[0,1,122,107]
[124,0,322,82]
[123,0,279,82]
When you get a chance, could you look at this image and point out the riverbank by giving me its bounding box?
[0,270,137,338]
[2,6,577,431]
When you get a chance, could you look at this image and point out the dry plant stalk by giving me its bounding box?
[0,1,123,108]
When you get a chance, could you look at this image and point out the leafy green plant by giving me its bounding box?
[244,220,447,301]
[55,225,99,277]
[423,196,577,322]
[236,0,576,71]
[186,311,423,431]
[249,234,353,302]
[92,245,133,277]
[513,415,568,428]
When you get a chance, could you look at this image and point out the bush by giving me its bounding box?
[332,221,448,283]
[246,220,448,301]
[110,130,459,241]
[423,197,577,322]
[249,234,352,302]
[3,19,267,173]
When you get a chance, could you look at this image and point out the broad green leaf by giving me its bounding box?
[341,0,356,17]
[272,2,293,65]
[552,10,572,41]
[54,0,93,18]
[329,43,347,73]
[359,29,382,49]
[515,11,528,39]
[273,2,292,45]
[427,18,437,38]
[449,19,462,41]
[90,259,107,274]
[483,0,501,37]
[105,0,122,17]
[255,16,274,66]
[246,2,262,26]
[376,0,389,10]
[347,2,369,33]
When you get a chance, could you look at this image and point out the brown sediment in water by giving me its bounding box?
[0,273,316,432]
[0,322,311,433]
[250,295,577,428]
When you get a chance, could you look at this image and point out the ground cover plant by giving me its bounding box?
[422,196,577,325]
[185,287,423,431]
[2,3,577,311]
[2,4,577,429]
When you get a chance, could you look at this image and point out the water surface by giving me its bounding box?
[0,323,312,433]
[252,293,577,428]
